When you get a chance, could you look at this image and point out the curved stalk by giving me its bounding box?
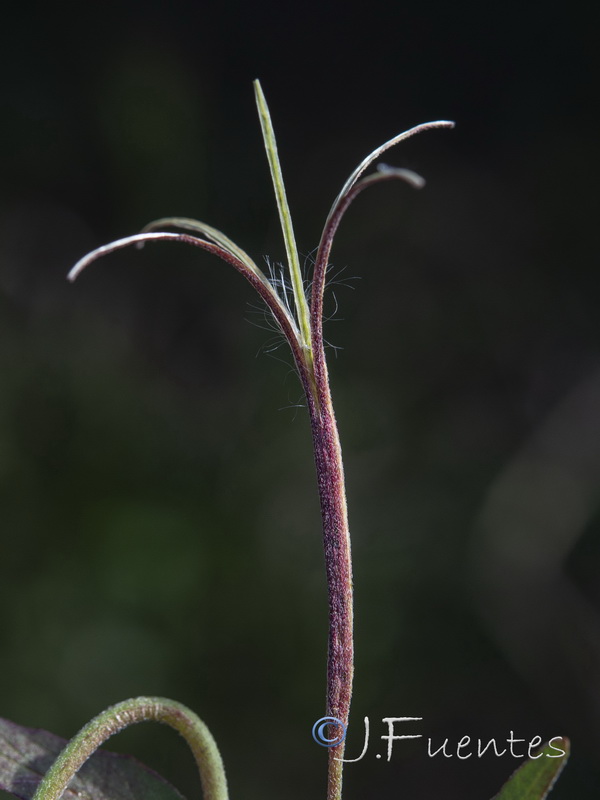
[32,697,228,800]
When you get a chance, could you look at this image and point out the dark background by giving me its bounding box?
[1,1,599,798]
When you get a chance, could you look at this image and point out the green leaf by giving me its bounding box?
[492,738,570,800]
[253,79,312,353]
[0,717,185,800]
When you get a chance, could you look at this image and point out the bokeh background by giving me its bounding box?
[1,1,599,798]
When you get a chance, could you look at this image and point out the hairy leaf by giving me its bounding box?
[492,738,570,800]
[0,718,185,800]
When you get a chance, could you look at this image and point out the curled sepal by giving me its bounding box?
[140,217,262,277]
[31,697,229,800]
[69,230,277,309]
[492,738,570,800]
[324,119,455,229]
[68,229,316,403]
[308,120,454,400]
[313,164,426,289]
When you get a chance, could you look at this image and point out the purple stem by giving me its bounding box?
[309,235,355,800]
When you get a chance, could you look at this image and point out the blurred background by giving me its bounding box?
[1,1,599,798]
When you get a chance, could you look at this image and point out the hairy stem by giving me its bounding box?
[32,697,228,800]
[307,362,353,800]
